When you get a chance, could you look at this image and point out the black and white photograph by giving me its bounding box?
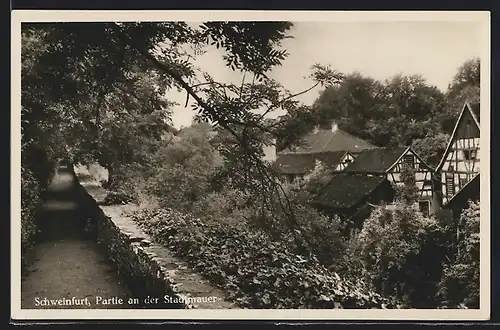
[11,10,490,320]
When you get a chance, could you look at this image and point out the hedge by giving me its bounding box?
[21,166,41,265]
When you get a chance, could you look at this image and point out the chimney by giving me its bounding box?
[263,138,277,162]
[331,121,338,132]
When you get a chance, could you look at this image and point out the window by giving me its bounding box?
[418,200,431,217]
[403,155,415,170]
[423,179,433,187]
[445,174,455,197]
[463,148,478,161]
[459,177,468,189]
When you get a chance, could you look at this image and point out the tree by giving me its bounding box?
[447,57,480,99]
[381,74,446,147]
[310,72,446,152]
[411,133,450,168]
[440,57,480,134]
[22,22,341,211]
[311,72,387,143]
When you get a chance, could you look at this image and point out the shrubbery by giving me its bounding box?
[128,206,398,309]
[21,166,41,264]
[103,122,480,309]
[101,190,135,206]
[437,201,480,308]
[347,202,442,307]
[107,123,400,308]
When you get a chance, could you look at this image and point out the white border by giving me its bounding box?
[11,10,491,321]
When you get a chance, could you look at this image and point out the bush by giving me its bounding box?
[100,164,143,205]
[21,166,41,263]
[437,201,480,308]
[128,206,399,309]
[102,190,135,206]
[350,202,440,307]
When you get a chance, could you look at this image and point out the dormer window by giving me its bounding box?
[403,155,415,170]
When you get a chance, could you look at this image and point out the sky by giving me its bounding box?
[169,21,482,129]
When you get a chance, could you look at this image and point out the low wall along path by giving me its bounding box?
[20,165,235,310]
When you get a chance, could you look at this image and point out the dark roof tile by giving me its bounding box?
[274,153,316,174]
[283,128,377,154]
[312,173,387,208]
[343,147,408,174]
[274,151,348,174]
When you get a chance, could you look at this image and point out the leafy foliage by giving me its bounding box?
[129,206,398,309]
[438,201,480,308]
[199,22,293,78]
[21,167,41,263]
[440,57,480,134]
[411,133,450,169]
[22,21,481,309]
[350,202,439,306]
[22,22,339,214]
[308,59,479,167]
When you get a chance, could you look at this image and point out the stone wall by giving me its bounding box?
[76,169,235,310]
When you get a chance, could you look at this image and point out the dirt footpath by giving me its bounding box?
[21,166,133,309]
[21,239,132,309]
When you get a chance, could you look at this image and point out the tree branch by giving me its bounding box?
[111,23,310,248]
[257,81,320,122]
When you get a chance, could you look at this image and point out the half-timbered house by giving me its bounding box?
[312,146,440,228]
[435,102,480,216]
[343,146,440,215]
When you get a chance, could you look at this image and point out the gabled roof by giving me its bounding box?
[343,147,409,174]
[312,173,387,209]
[436,102,481,172]
[281,128,377,155]
[444,172,480,210]
[274,151,349,175]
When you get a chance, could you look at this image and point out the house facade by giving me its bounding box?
[435,102,480,216]
[273,121,377,184]
[312,146,440,227]
[274,150,355,184]
[308,102,481,226]
[342,146,441,216]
